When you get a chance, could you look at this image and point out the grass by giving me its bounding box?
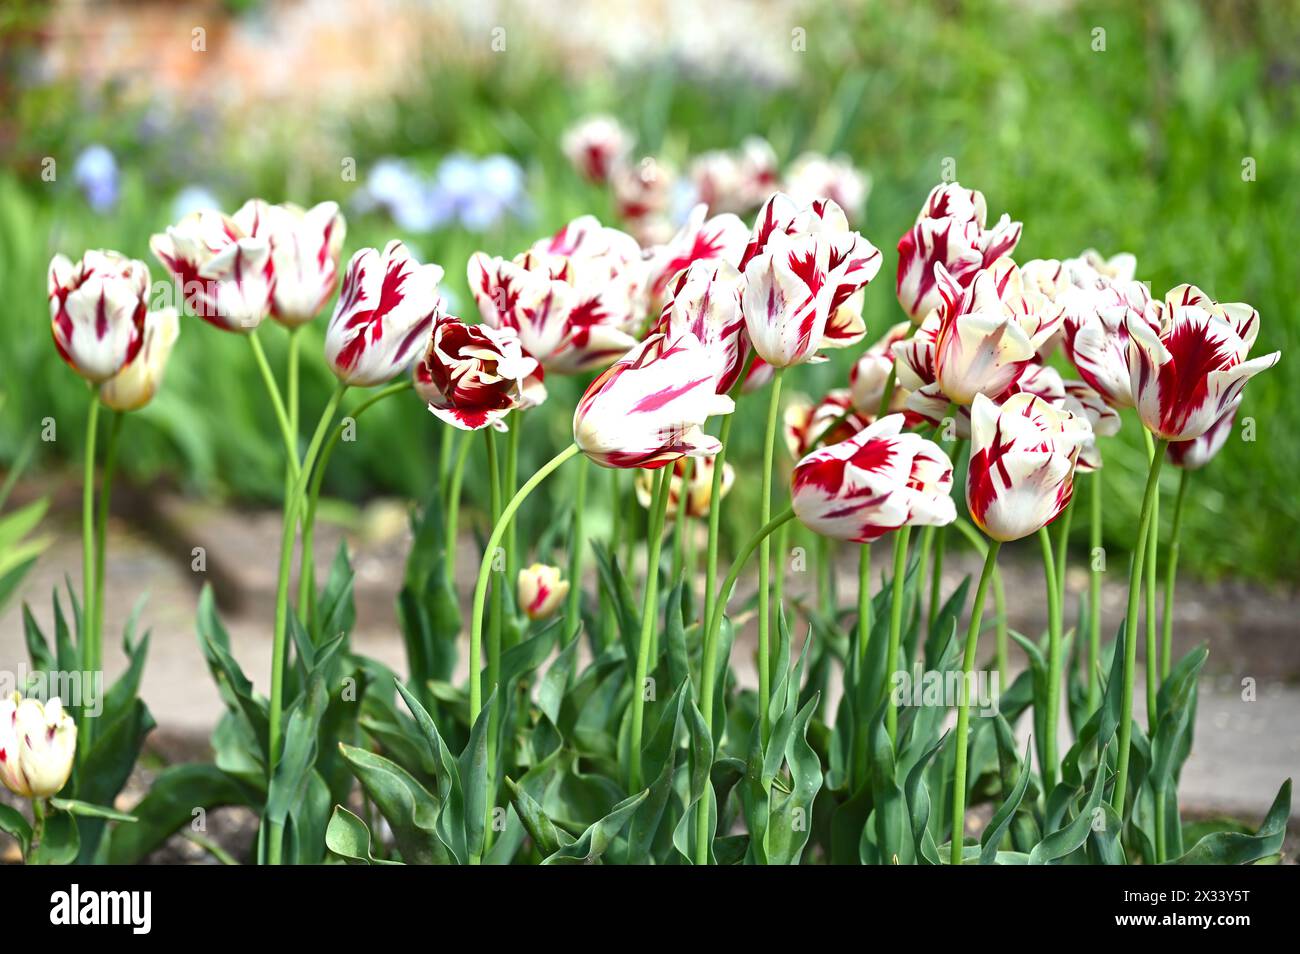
[1,0,1297,582]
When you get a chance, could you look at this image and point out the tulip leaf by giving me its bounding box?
[1028,748,1110,865]
[672,696,717,864]
[107,763,257,864]
[325,805,401,865]
[624,679,689,863]
[980,740,1032,864]
[50,798,137,823]
[0,804,33,856]
[458,688,496,860]
[338,742,452,864]
[505,776,570,856]
[1165,779,1291,865]
[541,790,648,865]
[32,809,80,865]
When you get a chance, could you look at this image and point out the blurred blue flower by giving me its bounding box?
[73,145,119,213]
[353,153,528,234]
[172,185,223,220]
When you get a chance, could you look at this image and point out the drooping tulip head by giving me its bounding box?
[48,250,150,383]
[573,331,735,469]
[414,316,546,431]
[966,391,1092,542]
[791,414,956,543]
[99,308,181,412]
[0,694,77,799]
[325,240,444,387]
[150,200,275,332]
[1126,285,1280,442]
[517,564,570,621]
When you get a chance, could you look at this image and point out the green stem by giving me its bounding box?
[299,379,412,622]
[29,797,47,864]
[913,525,933,626]
[874,364,898,419]
[564,454,590,638]
[79,393,99,757]
[1161,469,1189,679]
[1054,493,1075,609]
[484,429,504,740]
[628,466,673,792]
[702,415,734,632]
[951,539,1001,865]
[671,459,690,582]
[92,411,122,706]
[1112,437,1168,815]
[1087,469,1104,711]
[469,444,581,722]
[504,412,521,586]
[248,330,298,481]
[928,526,946,634]
[695,506,797,864]
[885,524,913,748]
[1039,527,1063,794]
[853,542,873,791]
[1145,472,1161,723]
[757,368,784,740]
[266,381,347,865]
[445,431,473,579]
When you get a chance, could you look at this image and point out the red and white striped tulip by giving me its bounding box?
[783,152,870,224]
[791,414,956,543]
[573,331,735,469]
[966,391,1092,542]
[740,193,881,367]
[634,454,734,518]
[654,260,749,394]
[850,320,912,414]
[48,249,150,383]
[689,137,779,215]
[783,389,870,459]
[99,307,180,412]
[1126,285,1280,442]
[517,564,570,621]
[644,203,748,305]
[1167,397,1238,470]
[469,216,644,375]
[414,316,546,432]
[930,258,1062,406]
[325,240,444,387]
[264,201,347,327]
[0,694,77,799]
[562,115,632,185]
[150,200,274,332]
[1003,364,1120,472]
[1060,279,1156,408]
[611,156,676,242]
[896,182,1022,321]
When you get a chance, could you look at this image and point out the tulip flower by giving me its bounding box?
[562,115,632,184]
[0,694,77,799]
[517,564,570,621]
[849,320,912,414]
[783,151,870,223]
[784,389,869,459]
[468,215,644,375]
[414,316,546,431]
[896,181,1022,321]
[634,454,734,518]
[1168,396,1238,470]
[790,414,956,543]
[573,331,735,468]
[1126,284,1280,442]
[653,260,749,394]
[930,258,1062,406]
[644,203,748,305]
[150,200,275,332]
[325,240,444,387]
[966,391,1092,542]
[48,250,150,383]
[689,136,779,215]
[99,308,181,412]
[611,155,676,243]
[264,201,347,327]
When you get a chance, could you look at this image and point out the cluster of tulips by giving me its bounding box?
[18,161,1287,865]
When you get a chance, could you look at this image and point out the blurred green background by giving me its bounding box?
[1,0,1296,582]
